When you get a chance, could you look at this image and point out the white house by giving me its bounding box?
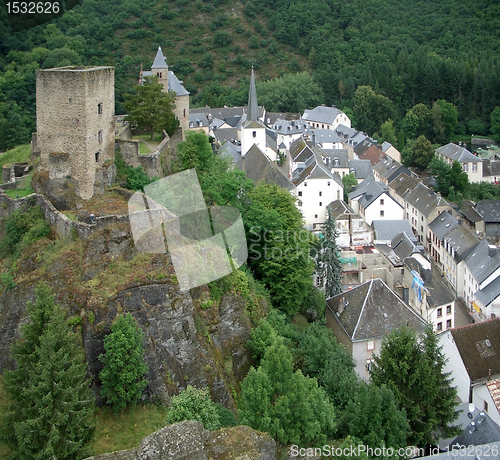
[293,152,343,230]
[435,143,483,183]
[302,106,351,131]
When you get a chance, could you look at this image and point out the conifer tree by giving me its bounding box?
[99,313,148,411]
[0,283,95,459]
[318,208,343,298]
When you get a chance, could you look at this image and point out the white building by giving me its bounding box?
[435,143,483,183]
[302,106,351,131]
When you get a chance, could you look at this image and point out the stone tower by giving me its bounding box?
[35,66,115,200]
[140,47,190,138]
[241,68,266,157]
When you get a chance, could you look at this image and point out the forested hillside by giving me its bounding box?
[1,0,500,150]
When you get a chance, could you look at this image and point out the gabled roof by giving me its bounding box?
[218,142,241,169]
[290,137,323,164]
[373,157,412,183]
[335,124,358,139]
[358,144,385,166]
[273,119,309,135]
[388,173,419,199]
[429,210,460,240]
[242,144,294,191]
[265,112,301,125]
[461,206,483,224]
[190,106,265,122]
[302,106,342,124]
[443,225,479,261]
[348,176,396,209]
[326,278,427,341]
[292,152,342,187]
[189,113,209,127]
[436,143,479,163]
[168,71,189,96]
[373,220,416,243]
[450,318,500,382]
[312,129,343,145]
[462,239,500,284]
[475,275,500,309]
[348,159,373,180]
[475,200,500,223]
[151,47,168,69]
[322,149,349,168]
[391,232,420,260]
[381,141,395,153]
[213,128,239,145]
[404,182,449,217]
[483,159,500,177]
[327,199,355,220]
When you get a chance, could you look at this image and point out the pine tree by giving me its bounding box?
[99,313,148,411]
[319,208,343,298]
[370,326,460,447]
[0,283,95,459]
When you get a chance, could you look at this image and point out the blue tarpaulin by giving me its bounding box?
[411,270,425,302]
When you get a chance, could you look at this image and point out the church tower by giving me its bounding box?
[150,46,169,91]
[241,68,266,157]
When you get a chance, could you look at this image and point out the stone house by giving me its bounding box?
[435,143,483,183]
[325,278,427,380]
[326,199,372,248]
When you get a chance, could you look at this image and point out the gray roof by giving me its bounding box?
[151,47,168,69]
[322,149,349,168]
[246,68,259,123]
[242,144,294,191]
[429,210,460,240]
[436,143,479,163]
[190,106,265,121]
[444,226,479,261]
[348,159,373,180]
[391,232,420,260]
[290,137,319,163]
[462,239,500,284]
[266,129,277,152]
[302,106,342,124]
[213,128,239,144]
[168,71,189,96]
[218,141,241,167]
[388,173,419,199]
[265,112,300,125]
[326,278,427,341]
[327,199,355,220]
[273,119,309,135]
[348,176,396,209]
[404,182,449,217]
[483,159,500,177]
[373,157,412,183]
[461,206,483,224]
[312,129,343,145]
[475,274,500,308]
[404,257,455,308]
[475,200,500,223]
[373,220,416,243]
[335,123,358,139]
[381,141,394,153]
[292,152,342,187]
[189,113,209,128]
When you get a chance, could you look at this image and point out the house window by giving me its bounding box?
[97,102,103,114]
[380,210,384,217]
[304,182,307,186]
[95,152,100,163]
[366,359,374,372]
[437,308,442,317]
[421,216,423,221]
[298,200,302,206]
[446,305,451,315]
[406,213,409,219]
[314,214,318,218]
[472,163,477,173]
[437,322,443,331]
[420,225,423,232]
[327,181,330,186]
[380,199,384,205]
[463,164,468,172]
[298,191,302,196]
[98,130,103,143]
[319,202,322,206]
[319,191,322,196]
[337,190,340,199]
[367,340,375,351]
[446,319,452,328]
[484,401,489,412]
[252,131,256,138]
[407,203,409,208]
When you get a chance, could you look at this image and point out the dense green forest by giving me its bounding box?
[1,0,500,150]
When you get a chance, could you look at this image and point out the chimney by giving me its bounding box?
[338,298,345,315]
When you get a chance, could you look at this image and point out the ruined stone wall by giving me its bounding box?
[174,94,189,139]
[36,66,115,200]
[49,152,71,180]
[116,139,140,168]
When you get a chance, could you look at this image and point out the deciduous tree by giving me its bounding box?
[0,283,95,459]
[412,135,434,169]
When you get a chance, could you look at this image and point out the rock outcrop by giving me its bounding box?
[84,421,276,460]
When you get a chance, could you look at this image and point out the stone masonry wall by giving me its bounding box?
[174,94,189,140]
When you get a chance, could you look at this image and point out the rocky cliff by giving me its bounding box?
[0,223,265,409]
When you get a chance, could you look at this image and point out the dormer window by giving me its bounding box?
[333,158,340,166]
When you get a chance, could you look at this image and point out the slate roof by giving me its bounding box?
[218,142,241,169]
[436,143,479,163]
[292,152,343,187]
[322,149,349,168]
[327,199,355,220]
[462,239,500,284]
[391,232,420,260]
[335,124,358,140]
[246,68,259,122]
[404,257,455,307]
[242,144,294,191]
[373,220,416,243]
[190,106,265,121]
[354,138,375,157]
[312,129,343,146]
[483,159,500,177]
[189,113,209,128]
[475,200,500,223]
[348,159,373,181]
[429,210,460,240]
[450,318,500,382]
[302,106,342,124]
[167,71,189,96]
[388,173,419,200]
[266,129,277,152]
[348,177,397,209]
[213,128,239,144]
[404,182,449,217]
[475,275,500,308]
[326,278,427,341]
[290,137,323,164]
[265,112,300,125]
[358,144,385,166]
[151,47,168,69]
[443,226,479,261]
[381,141,394,153]
[273,119,309,135]
[439,403,500,450]
[373,157,412,183]
[461,206,483,224]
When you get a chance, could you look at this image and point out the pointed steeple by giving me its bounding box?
[247,67,259,122]
[151,46,168,69]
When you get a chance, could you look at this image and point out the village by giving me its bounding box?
[2,45,500,454]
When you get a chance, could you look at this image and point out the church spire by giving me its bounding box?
[247,67,258,122]
[151,46,168,69]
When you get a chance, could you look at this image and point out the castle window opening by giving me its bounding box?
[184,109,186,118]
[157,72,162,78]
[98,102,103,114]
[98,130,103,143]
[95,152,100,163]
